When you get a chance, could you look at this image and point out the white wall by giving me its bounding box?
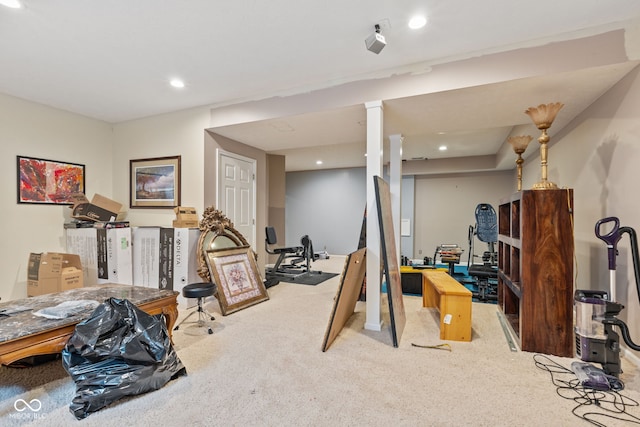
[0,94,212,302]
[111,107,210,227]
[413,170,514,264]
[522,65,640,350]
[0,93,113,301]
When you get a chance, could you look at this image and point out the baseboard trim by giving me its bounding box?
[623,347,640,368]
[364,320,383,331]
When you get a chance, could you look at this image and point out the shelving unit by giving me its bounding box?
[498,189,574,357]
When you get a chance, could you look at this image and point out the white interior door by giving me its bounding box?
[217,150,256,249]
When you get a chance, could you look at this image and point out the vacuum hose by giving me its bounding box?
[606,317,640,351]
[595,218,640,355]
[620,226,640,306]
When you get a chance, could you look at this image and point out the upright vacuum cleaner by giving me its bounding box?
[575,217,640,377]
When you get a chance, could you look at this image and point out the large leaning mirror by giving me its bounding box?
[197,206,251,282]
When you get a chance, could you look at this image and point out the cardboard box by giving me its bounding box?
[173,228,201,308]
[172,206,199,228]
[132,227,176,290]
[65,228,133,286]
[96,228,108,281]
[65,227,100,286]
[105,227,133,285]
[27,252,84,296]
[132,227,201,307]
[132,227,162,288]
[71,193,122,222]
[158,228,175,290]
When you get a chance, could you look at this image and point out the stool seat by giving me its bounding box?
[174,282,217,335]
[182,282,216,299]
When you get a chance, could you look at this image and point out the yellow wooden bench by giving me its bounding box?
[421,270,472,341]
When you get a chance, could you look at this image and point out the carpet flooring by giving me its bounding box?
[2,255,640,426]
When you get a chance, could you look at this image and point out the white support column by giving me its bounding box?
[365,100,383,331]
[389,134,403,263]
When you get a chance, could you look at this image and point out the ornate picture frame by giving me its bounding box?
[17,155,85,205]
[196,206,250,282]
[129,156,181,208]
[205,246,268,315]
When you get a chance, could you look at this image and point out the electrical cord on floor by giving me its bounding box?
[533,353,640,426]
[411,343,451,351]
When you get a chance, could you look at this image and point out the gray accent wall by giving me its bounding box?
[285,168,366,255]
[285,168,513,259]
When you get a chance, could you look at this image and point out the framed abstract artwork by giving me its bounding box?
[129,155,181,208]
[17,155,85,205]
[205,246,269,315]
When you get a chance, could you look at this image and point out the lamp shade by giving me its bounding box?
[525,102,564,129]
[508,135,533,153]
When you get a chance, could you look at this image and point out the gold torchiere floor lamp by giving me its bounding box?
[508,135,533,191]
[524,102,564,190]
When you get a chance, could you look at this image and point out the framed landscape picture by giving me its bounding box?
[205,246,269,315]
[130,155,181,208]
[17,155,85,205]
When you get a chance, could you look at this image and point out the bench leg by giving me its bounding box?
[439,294,472,341]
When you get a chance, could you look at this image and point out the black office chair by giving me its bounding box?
[173,282,217,335]
[467,203,498,302]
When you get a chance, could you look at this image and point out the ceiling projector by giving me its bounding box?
[365,25,386,54]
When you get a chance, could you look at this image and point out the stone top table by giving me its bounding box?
[0,284,178,366]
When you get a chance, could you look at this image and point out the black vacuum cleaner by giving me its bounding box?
[575,217,640,377]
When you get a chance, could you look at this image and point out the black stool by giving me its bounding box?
[174,282,217,335]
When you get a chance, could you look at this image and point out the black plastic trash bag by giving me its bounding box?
[62,297,186,419]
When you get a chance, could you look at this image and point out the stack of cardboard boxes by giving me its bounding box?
[65,193,133,287]
[64,201,202,307]
[30,194,203,303]
[172,206,199,228]
[27,252,84,297]
[131,226,201,308]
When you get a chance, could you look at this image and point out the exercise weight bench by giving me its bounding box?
[265,227,315,278]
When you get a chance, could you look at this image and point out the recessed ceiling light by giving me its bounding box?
[0,0,21,8]
[169,79,185,88]
[316,160,323,165]
[408,15,426,30]
[439,145,447,151]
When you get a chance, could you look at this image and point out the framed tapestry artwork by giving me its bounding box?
[374,175,406,347]
[129,155,181,208]
[17,155,85,205]
[205,246,269,315]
